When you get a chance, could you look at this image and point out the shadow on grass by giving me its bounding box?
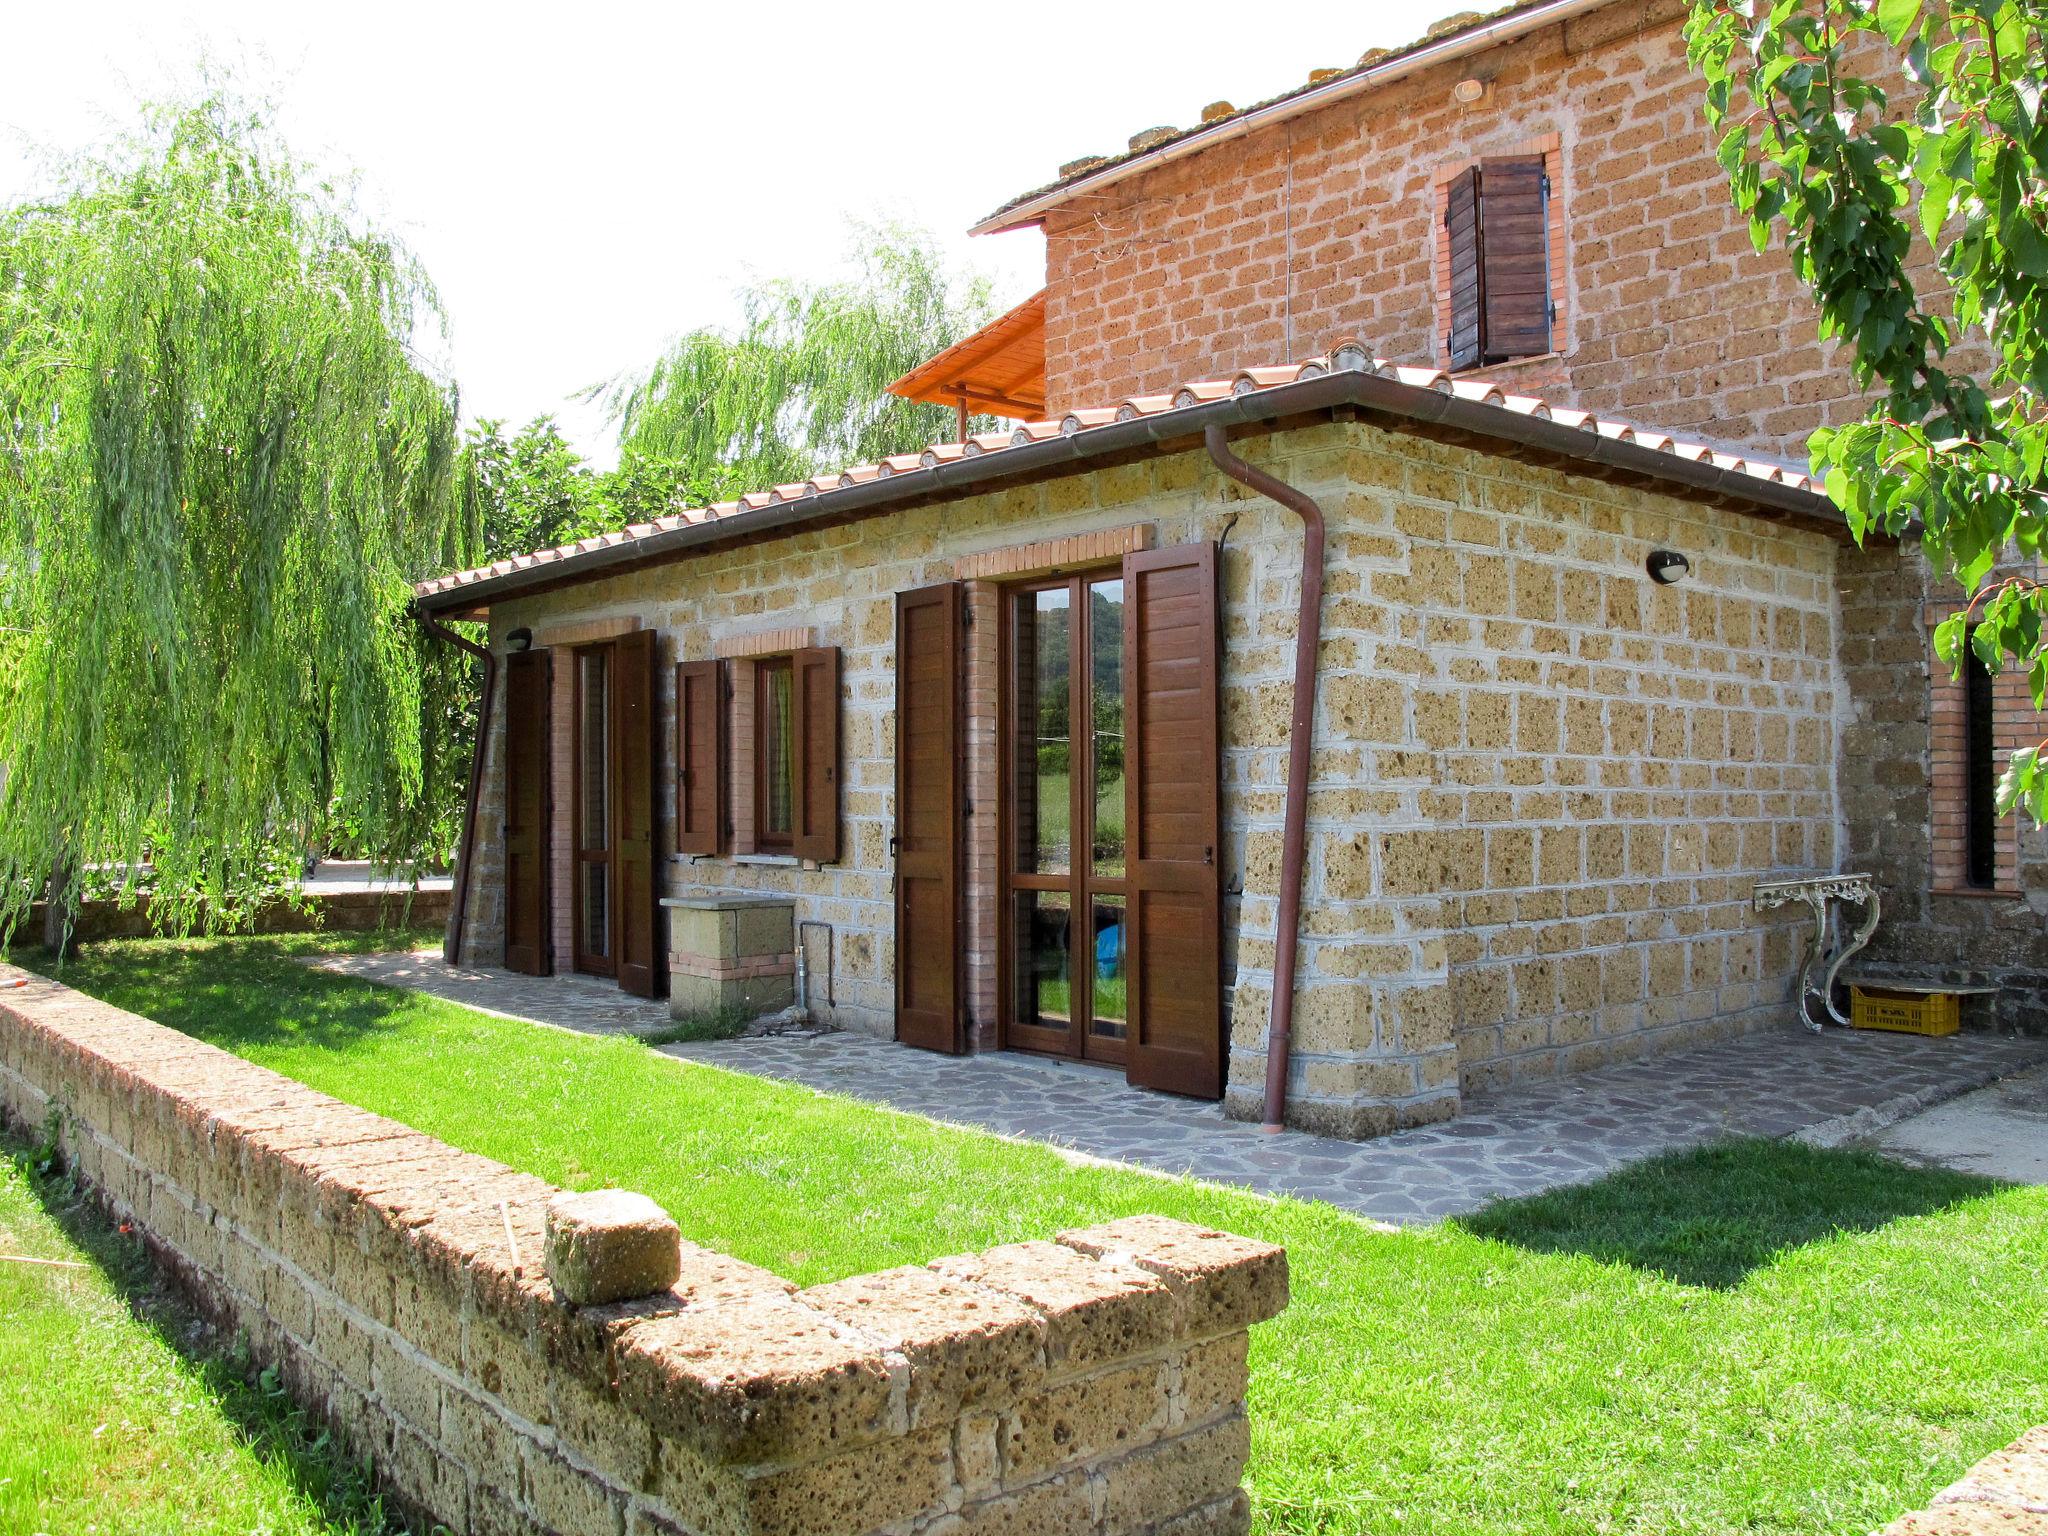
[10,930,443,1057]
[2,1121,418,1534]
[1455,1137,2007,1289]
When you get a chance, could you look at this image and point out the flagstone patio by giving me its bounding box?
[313,950,2048,1224]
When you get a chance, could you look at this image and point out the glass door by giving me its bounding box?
[1002,573,1127,1064]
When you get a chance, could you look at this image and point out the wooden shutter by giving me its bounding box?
[792,646,841,863]
[1444,165,1483,372]
[502,649,553,977]
[894,584,965,1054]
[613,628,662,999]
[1478,156,1551,363]
[675,659,725,857]
[1122,543,1224,1098]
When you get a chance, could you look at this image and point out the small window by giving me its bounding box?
[755,657,796,847]
[678,646,841,863]
[1444,156,1554,370]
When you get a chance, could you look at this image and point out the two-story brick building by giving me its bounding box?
[416,0,2047,1142]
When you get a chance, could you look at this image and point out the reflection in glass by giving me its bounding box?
[1012,891,1073,1028]
[760,659,794,840]
[1088,578,1126,877]
[1012,587,1072,875]
[1089,898,1127,1039]
[580,650,609,851]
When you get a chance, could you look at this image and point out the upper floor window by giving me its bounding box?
[1438,149,1559,371]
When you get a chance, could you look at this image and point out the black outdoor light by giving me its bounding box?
[505,627,534,652]
[1646,550,1692,585]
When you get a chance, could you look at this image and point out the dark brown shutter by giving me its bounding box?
[612,628,662,998]
[792,646,840,863]
[675,659,725,857]
[502,649,553,977]
[894,584,965,1054]
[1444,165,1483,372]
[1122,543,1224,1098]
[1477,156,1551,363]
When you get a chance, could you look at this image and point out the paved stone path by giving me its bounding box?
[313,951,2048,1224]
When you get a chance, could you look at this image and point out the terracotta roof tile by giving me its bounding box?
[412,345,1824,602]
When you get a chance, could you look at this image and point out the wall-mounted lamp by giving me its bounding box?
[1645,550,1693,585]
[505,627,534,652]
[1452,77,1487,104]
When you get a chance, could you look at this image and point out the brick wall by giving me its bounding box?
[1038,0,1879,461]
[462,419,1836,1137]
[1836,543,2048,1029]
[0,965,1286,1536]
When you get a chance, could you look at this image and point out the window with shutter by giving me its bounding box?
[1440,154,1554,369]
[726,645,842,863]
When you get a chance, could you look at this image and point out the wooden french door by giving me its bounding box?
[503,649,553,977]
[894,583,965,1053]
[999,545,1222,1096]
[570,631,660,996]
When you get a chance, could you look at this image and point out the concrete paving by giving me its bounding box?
[1870,1065,2048,1184]
[309,950,2048,1224]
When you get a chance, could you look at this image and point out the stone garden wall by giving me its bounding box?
[0,965,1285,1536]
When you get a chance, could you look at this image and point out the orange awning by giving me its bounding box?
[887,290,1046,420]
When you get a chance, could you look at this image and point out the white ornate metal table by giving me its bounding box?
[1752,871,1880,1030]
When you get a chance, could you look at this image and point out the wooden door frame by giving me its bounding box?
[994,566,1128,1067]
[570,640,619,979]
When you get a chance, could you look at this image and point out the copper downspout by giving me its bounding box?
[1203,424,1325,1134]
[417,611,496,966]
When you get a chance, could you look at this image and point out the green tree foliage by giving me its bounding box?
[0,91,469,936]
[1690,0,2048,818]
[592,222,1000,494]
[459,415,605,559]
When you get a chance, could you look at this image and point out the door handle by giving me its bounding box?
[1204,846,1214,866]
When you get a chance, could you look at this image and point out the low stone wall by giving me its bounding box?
[0,964,1285,1536]
[1882,1424,2048,1534]
[24,885,451,945]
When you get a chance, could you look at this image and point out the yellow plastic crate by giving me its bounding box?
[1850,986,1961,1037]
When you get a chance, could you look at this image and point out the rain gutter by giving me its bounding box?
[1203,424,1324,1133]
[414,366,1835,618]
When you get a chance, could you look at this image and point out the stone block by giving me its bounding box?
[616,1293,895,1461]
[1056,1215,1288,1340]
[930,1240,1176,1377]
[949,1471,1098,1536]
[544,1190,683,1305]
[741,1426,954,1536]
[803,1263,1046,1423]
[1937,1427,2048,1515]
[1002,1358,1170,1480]
[1100,1414,1252,1533]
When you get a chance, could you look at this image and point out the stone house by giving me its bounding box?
[415,0,2045,1141]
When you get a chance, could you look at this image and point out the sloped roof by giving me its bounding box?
[971,0,1610,236]
[886,291,1047,420]
[414,344,1831,616]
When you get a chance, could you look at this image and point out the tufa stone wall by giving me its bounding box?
[1878,1423,2048,1534]
[0,964,1286,1536]
[459,420,1837,1138]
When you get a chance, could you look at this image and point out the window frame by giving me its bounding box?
[752,654,798,852]
[676,643,841,865]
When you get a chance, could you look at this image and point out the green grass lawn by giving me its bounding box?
[0,1124,404,1535]
[15,933,2048,1536]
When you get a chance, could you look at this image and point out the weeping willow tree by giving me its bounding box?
[0,90,472,941]
[591,222,1000,497]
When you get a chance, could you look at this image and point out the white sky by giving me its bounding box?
[3,1,1453,464]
